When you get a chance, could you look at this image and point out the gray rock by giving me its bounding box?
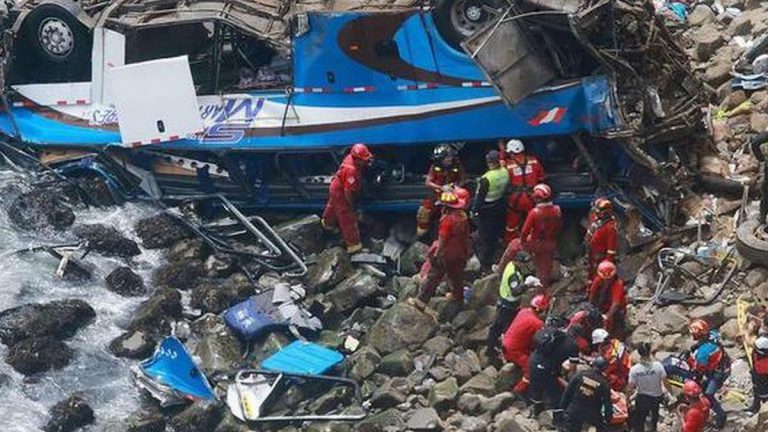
[0,299,95,346]
[305,422,353,432]
[429,297,461,323]
[367,303,437,355]
[128,288,182,334]
[728,13,754,36]
[457,393,481,414]
[429,366,451,382]
[189,315,243,373]
[370,383,407,409]
[43,394,94,432]
[326,270,380,313]
[478,392,515,415]
[705,52,734,88]
[652,305,690,335]
[496,363,522,393]
[400,242,429,276]
[6,336,74,375]
[168,239,208,262]
[693,24,725,62]
[105,267,146,297]
[72,224,141,258]
[390,276,419,300]
[7,187,75,231]
[306,247,352,294]
[135,213,190,249]
[152,259,205,290]
[406,407,443,430]
[461,326,489,349]
[309,386,355,414]
[423,336,453,357]
[356,408,405,432]
[349,346,381,381]
[190,274,253,314]
[378,349,414,376]
[445,350,482,384]
[109,330,156,359]
[428,377,458,410]
[468,274,500,309]
[452,309,478,330]
[459,367,498,396]
[689,303,725,329]
[459,416,488,432]
[747,267,768,288]
[204,254,237,278]
[688,4,716,26]
[213,412,251,432]
[275,215,323,255]
[125,411,166,432]
[494,411,525,432]
[169,401,224,432]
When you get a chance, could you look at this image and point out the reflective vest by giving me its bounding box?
[500,262,522,302]
[482,167,509,203]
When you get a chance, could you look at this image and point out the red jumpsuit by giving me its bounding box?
[521,203,563,288]
[504,154,545,242]
[588,277,626,335]
[682,397,711,432]
[598,339,631,391]
[322,154,363,248]
[417,162,465,235]
[585,215,618,280]
[418,209,471,302]
[502,307,543,393]
[568,311,596,354]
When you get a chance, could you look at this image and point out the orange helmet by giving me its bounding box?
[593,197,612,213]
[454,187,471,209]
[533,184,552,202]
[689,319,709,339]
[683,379,702,397]
[596,260,617,280]
[351,143,373,162]
[530,294,549,312]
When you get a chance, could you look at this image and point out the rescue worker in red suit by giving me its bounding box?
[417,144,466,237]
[520,184,562,289]
[584,198,618,281]
[502,294,549,395]
[502,139,545,243]
[411,187,472,307]
[321,143,373,253]
[567,303,604,354]
[588,260,626,336]
[679,380,710,432]
[591,328,631,391]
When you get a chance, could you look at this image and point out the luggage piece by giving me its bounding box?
[261,341,344,375]
[223,292,283,341]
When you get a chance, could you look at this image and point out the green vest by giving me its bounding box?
[482,167,509,203]
[500,262,521,301]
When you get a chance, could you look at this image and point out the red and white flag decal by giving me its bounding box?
[528,107,567,126]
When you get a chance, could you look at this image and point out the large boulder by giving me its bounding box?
[367,303,437,355]
[275,215,323,255]
[7,187,75,231]
[349,346,381,381]
[693,24,725,62]
[188,314,243,373]
[445,350,482,384]
[0,299,95,346]
[459,367,498,396]
[43,394,94,432]
[325,270,381,313]
[400,242,429,276]
[5,336,75,375]
[169,401,224,432]
[468,273,500,309]
[190,274,253,314]
[652,305,690,335]
[105,267,146,297]
[153,259,205,290]
[687,4,716,26]
[378,349,414,377]
[135,213,190,249]
[306,247,352,294]
[128,288,182,334]
[109,330,156,359]
[72,224,141,258]
[689,303,726,329]
[168,239,208,263]
[428,377,459,410]
[406,408,443,431]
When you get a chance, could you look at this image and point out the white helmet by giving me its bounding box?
[591,328,609,345]
[506,139,525,154]
[524,276,542,288]
[757,336,768,351]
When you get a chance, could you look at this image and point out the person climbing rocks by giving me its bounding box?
[501,139,545,242]
[486,260,526,354]
[588,260,627,336]
[321,143,374,253]
[679,380,710,432]
[520,183,562,289]
[584,197,618,281]
[626,342,672,432]
[528,316,580,413]
[501,294,549,396]
[591,328,631,391]
[560,356,613,432]
[471,150,509,271]
[411,187,472,308]
[416,144,466,237]
[567,303,604,354]
[685,319,730,429]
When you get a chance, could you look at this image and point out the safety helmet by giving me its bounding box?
[351,143,373,162]
[439,190,467,210]
[757,336,768,351]
[593,197,612,214]
[454,187,471,209]
[689,319,710,339]
[433,144,457,160]
[532,184,552,202]
[516,250,533,263]
[596,260,617,280]
[591,328,609,345]
[683,379,702,397]
[592,356,609,371]
[530,294,549,312]
[486,150,501,163]
[525,276,542,288]
[506,139,525,154]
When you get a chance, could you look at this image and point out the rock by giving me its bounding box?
[7,188,75,231]
[275,215,323,255]
[700,155,726,176]
[109,330,156,359]
[168,239,208,262]
[653,305,690,335]
[479,392,515,415]
[693,24,725,62]
[423,336,453,357]
[349,346,381,381]
[72,224,141,257]
[0,373,10,387]
[496,363,522,393]
[461,326,489,349]
[204,254,237,278]
[747,267,768,288]
[705,54,733,88]
[0,299,95,346]
[367,302,437,355]
[460,416,488,432]
[213,413,252,432]
[309,386,355,414]
[370,382,407,409]
[305,422,353,432]
[43,394,94,432]
[689,303,725,329]
[452,309,478,330]
[326,270,380,313]
[468,273,499,309]
[356,408,405,432]
[459,367,498,396]
[306,247,352,294]
[688,4,716,26]
[188,314,243,373]
[429,297,461,323]
[728,12,754,36]
[406,407,443,431]
[169,401,224,432]
[752,113,768,133]
[400,242,429,276]
[105,267,146,296]
[445,350,482,384]
[128,288,183,334]
[135,213,190,249]
[378,349,414,376]
[757,282,768,302]
[428,377,459,410]
[153,260,205,290]
[495,411,526,432]
[6,336,74,375]
[457,393,481,414]
[722,90,748,110]
[191,274,253,314]
[125,411,166,432]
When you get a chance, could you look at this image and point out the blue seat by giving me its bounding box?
[261,341,344,375]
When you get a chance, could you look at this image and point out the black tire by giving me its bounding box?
[433,0,504,50]
[736,220,768,266]
[15,4,91,83]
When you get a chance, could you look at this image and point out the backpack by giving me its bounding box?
[535,325,566,357]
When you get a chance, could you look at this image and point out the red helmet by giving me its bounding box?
[439,190,467,209]
[530,294,549,312]
[533,184,552,202]
[351,143,373,162]
[596,260,617,280]
[593,197,612,213]
[454,187,471,209]
[689,319,709,339]
[683,379,702,397]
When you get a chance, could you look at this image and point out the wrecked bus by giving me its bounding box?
[0,0,706,228]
